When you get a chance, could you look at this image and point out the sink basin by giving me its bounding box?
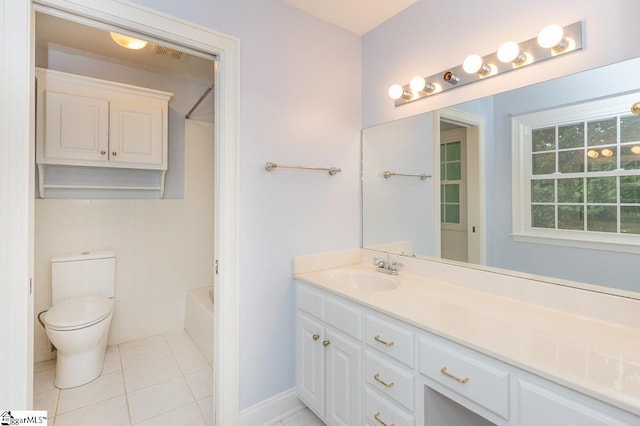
[322,268,399,292]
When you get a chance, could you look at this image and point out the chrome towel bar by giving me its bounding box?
[265,162,341,176]
[383,170,431,180]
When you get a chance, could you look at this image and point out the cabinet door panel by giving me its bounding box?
[325,328,362,426]
[44,91,109,162]
[109,102,165,167]
[296,313,325,418]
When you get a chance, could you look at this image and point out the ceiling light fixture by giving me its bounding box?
[110,32,148,50]
[388,21,583,105]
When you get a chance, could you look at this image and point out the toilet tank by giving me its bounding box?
[51,251,116,304]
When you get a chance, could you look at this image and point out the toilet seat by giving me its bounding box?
[44,295,113,331]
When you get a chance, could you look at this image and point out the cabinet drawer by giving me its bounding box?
[297,284,324,319]
[419,335,509,420]
[365,314,415,367]
[519,380,633,426]
[365,350,414,411]
[365,388,414,426]
[325,297,362,340]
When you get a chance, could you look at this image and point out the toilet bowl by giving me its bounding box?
[39,250,116,389]
[42,295,114,388]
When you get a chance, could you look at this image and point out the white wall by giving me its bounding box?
[34,119,215,362]
[362,0,640,127]
[128,0,362,409]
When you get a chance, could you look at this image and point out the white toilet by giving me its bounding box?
[40,251,116,389]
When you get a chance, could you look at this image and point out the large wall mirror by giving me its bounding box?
[363,56,640,296]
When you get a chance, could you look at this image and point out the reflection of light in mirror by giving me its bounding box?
[587,149,599,158]
[631,145,640,155]
[601,148,614,157]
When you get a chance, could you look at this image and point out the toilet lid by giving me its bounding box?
[44,296,113,330]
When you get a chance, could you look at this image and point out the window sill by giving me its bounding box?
[511,232,640,254]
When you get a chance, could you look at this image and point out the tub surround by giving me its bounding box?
[185,286,214,366]
[294,249,640,418]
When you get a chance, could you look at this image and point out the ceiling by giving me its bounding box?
[280,0,418,35]
[35,12,214,83]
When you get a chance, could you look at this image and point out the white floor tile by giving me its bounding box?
[127,377,194,424]
[103,345,122,374]
[184,367,213,400]
[55,395,129,426]
[173,346,209,374]
[281,408,325,426]
[119,335,173,370]
[133,402,205,426]
[164,331,197,355]
[196,396,213,426]
[34,368,56,394]
[123,356,182,392]
[33,387,59,416]
[57,370,125,414]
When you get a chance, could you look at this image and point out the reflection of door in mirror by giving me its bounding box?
[439,117,482,264]
[440,126,468,262]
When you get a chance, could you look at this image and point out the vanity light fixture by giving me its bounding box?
[631,146,640,155]
[388,21,583,106]
[497,41,527,65]
[388,84,412,100]
[601,148,614,158]
[537,24,569,52]
[463,54,491,76]
[632,102,640,115]
[110,32,148,50]
[587,149,599,159]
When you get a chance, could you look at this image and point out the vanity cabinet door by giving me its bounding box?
[325,327,362,426]
[296,312,325,418]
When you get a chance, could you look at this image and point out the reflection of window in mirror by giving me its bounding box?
[513,92,640,251]
[440,127,467,262]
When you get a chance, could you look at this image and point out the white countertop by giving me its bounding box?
[295,262,640,417]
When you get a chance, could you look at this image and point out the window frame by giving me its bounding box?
[440,129,467,232]
[512,91,640,253]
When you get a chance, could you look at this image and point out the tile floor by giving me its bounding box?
[33,332,213,426]
[33,331,324,426]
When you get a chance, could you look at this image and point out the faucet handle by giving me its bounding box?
[390,260,403,270]
[373,257,386,267]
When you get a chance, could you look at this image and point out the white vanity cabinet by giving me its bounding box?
[295,278,640,426]
[296,284,362,425]
[36,68,172,170]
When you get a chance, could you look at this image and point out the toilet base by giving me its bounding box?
[54,343,108,389]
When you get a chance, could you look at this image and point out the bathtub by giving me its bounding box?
[184,286,213,366]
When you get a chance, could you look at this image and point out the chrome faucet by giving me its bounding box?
[373,256,402,275]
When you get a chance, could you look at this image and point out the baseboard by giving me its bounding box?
[239,388,305,426]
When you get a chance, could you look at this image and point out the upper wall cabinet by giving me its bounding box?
[36,68,173,170]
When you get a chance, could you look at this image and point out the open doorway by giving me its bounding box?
[1,2,239,419]
[437,108,486,265]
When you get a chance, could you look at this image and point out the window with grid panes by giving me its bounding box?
[441,141,462,225]
[513,92,640,251]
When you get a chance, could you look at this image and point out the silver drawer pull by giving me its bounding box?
[440,366,470,384]
[373,411,394,426]
[373,373,394,388]
[374,334,395,347]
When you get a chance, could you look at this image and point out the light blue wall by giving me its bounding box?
[129,0,362,410]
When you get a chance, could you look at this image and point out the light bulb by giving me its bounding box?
[631,145,640,155]
[463,54,483,74]
[388,84,404,100]
[497,41,524,64]
[587,150,599,159]
[537,24,565,49]
[601,148,614,157]
[110,32,148,50]
[410,76,426,92]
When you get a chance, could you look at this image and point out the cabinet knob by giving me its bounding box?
[100,150,106,156]
[111,151,118,157]
[322,339,330,347]
[312,334,319,341]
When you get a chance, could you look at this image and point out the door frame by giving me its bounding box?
[434,108,486,265]
[0,1,240,424]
